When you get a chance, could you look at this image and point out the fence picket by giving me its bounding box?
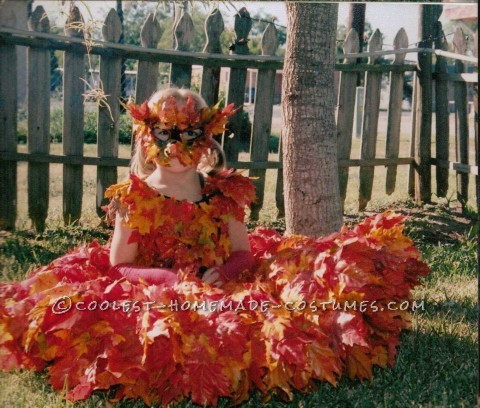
[96,9,122,218]
[385,28,408,195]
[135,13,163,106]
[224,7,252,163]
[337,29,359,207]
[249,23,279,220]
[434,22,449,198]
[200,9,224,106]
[27,6,50,232]
[414,5,440,203]
[358,29,383,211]
[170,11,194,88]
[63,6,85,225]
[0,5,17,230]
[453,27,469,207]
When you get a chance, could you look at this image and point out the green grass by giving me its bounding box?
[0,204,477,407]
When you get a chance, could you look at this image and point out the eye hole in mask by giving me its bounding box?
[152,128,204,144]
[181,128,204,141]
[152,128,170,142]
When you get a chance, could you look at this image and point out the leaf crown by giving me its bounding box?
[126,96,237,139]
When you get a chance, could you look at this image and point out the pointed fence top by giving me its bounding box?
[234,7,252,42]
[453,27,467,55]
[433,21,447,48]
[28,6,50,33]
[203,8,224,53]
[261,23,279,56]
[103,9,122,43]
[343,28,359,63]
[368,29,383,63]
[174,11,194,51]
[140,12,163,48]
[64,6,84,38]
[392,28,408,64]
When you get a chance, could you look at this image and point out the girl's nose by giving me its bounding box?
[169,129,182,142]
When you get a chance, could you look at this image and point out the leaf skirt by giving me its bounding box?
[0,212,429,407]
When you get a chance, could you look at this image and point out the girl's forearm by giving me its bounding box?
[111,264,178,286]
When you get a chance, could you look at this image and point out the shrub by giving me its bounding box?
[230,110,252,152]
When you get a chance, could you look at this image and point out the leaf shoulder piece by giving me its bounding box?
[203,169,257,208]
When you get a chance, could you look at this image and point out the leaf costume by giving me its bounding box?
[0,171,429,406]
[0,95,430,406]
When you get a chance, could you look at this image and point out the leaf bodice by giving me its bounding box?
[104,170,256,272]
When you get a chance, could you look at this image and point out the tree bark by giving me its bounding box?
[282,3,342,236]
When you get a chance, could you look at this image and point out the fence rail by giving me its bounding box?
[0,4,478,231]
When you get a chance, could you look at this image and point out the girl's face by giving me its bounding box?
[148,124,213,168]
[127,94,235,169]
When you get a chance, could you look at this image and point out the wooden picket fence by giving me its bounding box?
[0,5,478,231]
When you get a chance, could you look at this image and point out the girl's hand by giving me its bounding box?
[202,267,226,288]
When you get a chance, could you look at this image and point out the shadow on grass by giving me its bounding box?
[420,297,477,325]
[344,202,477,247]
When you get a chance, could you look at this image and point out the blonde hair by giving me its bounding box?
[129,88,226,178]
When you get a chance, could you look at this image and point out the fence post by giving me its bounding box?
[170,11,194,88]
[408,72,419,198]
[27,6,50,232]
[96,9,122,218]
[63,6,85,225]
[224,7,252,163]
[358,29,383,211]
[453,27,469,209]
[474,30,478,217]
[337,28,359,208]
[434,21,449,198]
[200,9,223,106]
[414,4,441,204]
[275,132,284,218]
[385,28,408,195]
[135,13,163,105]
[249,23,279,220]
[0,6,18,230]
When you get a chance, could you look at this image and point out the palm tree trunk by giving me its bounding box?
[282,3,342,236]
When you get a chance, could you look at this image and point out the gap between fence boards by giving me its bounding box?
[0,152,424,169]
[4,153,477,175]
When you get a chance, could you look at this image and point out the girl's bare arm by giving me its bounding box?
[109,213,138,266]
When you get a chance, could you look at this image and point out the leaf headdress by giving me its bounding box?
[126,96,236,167]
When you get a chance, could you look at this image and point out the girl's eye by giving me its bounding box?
[182,129,203,141]
[152,129,170,141]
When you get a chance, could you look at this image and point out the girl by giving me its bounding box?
[0,88,430,407]
[106,88,255,287]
